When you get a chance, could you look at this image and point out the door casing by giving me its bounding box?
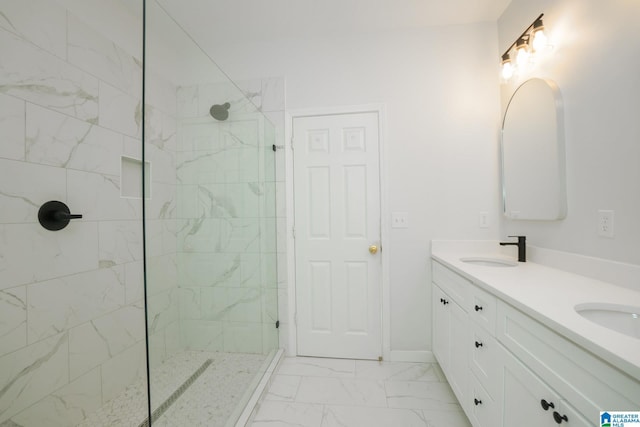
[284,104,391,360]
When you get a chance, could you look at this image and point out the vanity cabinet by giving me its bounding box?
[432,261,471,410]
[431,259,640,427]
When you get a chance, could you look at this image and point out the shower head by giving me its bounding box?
[209,102,230,121]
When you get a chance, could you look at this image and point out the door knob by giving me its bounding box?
[369,245,378,254]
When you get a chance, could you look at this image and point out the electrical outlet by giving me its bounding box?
[391,212,408,228]
[479,212,489,228]
[598,210,614,238]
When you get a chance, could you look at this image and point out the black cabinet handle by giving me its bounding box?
[475,341,483,348]
[38,201,83,231]
[475,305,483,312]
[540,399,555,411]
[474,398,482,406]
[553,411,568,424]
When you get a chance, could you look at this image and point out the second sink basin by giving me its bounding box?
[460,257,518,267]
[575,303,640,339]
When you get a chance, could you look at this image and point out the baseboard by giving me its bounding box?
[388,350,436,363]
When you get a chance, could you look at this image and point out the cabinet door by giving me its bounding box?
[449,298,469,406]
[432,284,450,370]
[502,350,558,427]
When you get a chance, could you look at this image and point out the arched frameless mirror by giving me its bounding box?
[501,78,567,220]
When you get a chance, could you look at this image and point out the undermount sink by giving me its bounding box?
[459,257,518,267]
[575,303,640,339]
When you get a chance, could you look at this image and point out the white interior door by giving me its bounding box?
[293,112,382,360]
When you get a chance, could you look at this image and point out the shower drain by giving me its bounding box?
[138,359,213,427]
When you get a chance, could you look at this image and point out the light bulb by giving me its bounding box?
[515,38,530,67]
[532,29,547,52]
[501,54,514,80]
[531,18,547,52]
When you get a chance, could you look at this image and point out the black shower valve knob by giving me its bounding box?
[38,201,83,231]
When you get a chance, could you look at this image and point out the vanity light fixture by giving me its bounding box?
[500,13,548,81]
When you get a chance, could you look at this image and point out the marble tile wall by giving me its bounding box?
[175,77,286,355]
[143,69,180,373]
[0,1,172,425]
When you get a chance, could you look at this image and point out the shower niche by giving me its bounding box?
[121,156,151,199]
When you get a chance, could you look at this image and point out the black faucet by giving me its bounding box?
[499,235,526,262]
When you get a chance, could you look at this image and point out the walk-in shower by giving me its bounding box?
[0,0,280,426]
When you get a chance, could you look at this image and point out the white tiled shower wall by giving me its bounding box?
[173,76,286,355]
[0,0,287,424]
[0,0,177,424]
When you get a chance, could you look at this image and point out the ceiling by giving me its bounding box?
[154,0,512,46]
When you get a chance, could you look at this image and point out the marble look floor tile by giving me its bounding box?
[251,401,324,427]
[385,381,462,411]
[264,375,301,402]
[276,357,356,378]
[355,361,446,382]
[321,405,430,427]
[296,377,387,407]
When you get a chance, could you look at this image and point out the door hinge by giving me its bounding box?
[272,144,276,152]
[292,227,296,239]
[275,320,280,329]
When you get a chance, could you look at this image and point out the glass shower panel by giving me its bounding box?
[144,1,279,425]
[0,1,148,426]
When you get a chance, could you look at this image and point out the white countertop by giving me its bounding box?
[431,241,640,382]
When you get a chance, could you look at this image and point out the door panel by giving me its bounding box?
[294,112,381,359]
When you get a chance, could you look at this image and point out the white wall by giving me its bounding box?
[204,24,502,353]
[499,0,640,267]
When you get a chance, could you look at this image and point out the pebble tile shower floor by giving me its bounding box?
[77,351,268,427]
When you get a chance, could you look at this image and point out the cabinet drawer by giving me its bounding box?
[469,373,500,427]
[469,284,497,333]
[432,260,470,308]
[470,323,502,400]
[497,301,640,420]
